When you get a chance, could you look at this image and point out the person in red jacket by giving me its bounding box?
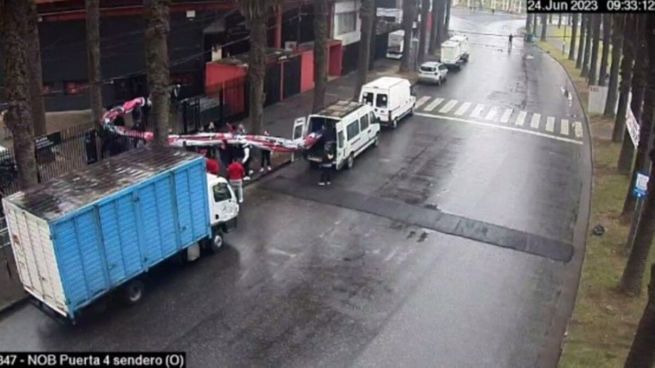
[204,149,220,176]
[227,158,245,203]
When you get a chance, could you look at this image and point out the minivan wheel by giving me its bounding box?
[346,154,354,169]
[123,280,145,305]
[373,135,380,147]
[391,118,398,129]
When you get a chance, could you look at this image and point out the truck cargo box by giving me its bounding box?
[2,147,211,319]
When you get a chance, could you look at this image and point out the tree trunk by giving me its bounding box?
[620,15,655,296]
[399,0,417,73]
[313,0,328,113]
[588,14,601,85]
[369,1,378,71]
[86,0,103,126]
[558,14,562,28]
[615,15,635,149]
[144,0,171,146]
[581,15,592,77]
[599,14,611,86]
[569,13,578,60]
[24,0,46,137]
[353,0,374,100]
[417,0,430,64]
[532,13,538,36]
[576,14,587,68]
[436,0,446,44]
[429,0,441,53]
[0,0,39,189]
[526,13,533,36]
[606,15,624,118]
[444,0,451,37]
[540,14,547,41]
[624,264,655,367]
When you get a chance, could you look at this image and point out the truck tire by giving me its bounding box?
[208,229,224,254]
[122,280,145,305]
[346,154,354,169]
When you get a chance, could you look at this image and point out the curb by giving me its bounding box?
[0,295,28,319]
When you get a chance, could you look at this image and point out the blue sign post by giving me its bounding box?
[627,172,650,253]
[632,172,649,198]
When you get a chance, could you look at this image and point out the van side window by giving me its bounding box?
[347,121,360,141]
[363,92,374,105]
[338,131,344,148]
[360,114,369,130]
[369,111,376,123]
[213,183,232,202]
[376,94,388,108]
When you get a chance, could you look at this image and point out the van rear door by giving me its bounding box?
[336,124,346,167]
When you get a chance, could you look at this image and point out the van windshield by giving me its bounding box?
[376,94,388,108]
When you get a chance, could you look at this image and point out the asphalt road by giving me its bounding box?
[0,10,591,368]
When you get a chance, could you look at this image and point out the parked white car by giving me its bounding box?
[418,62,449,85]
[359,77,415,129]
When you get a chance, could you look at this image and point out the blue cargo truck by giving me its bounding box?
[2,147,239,321]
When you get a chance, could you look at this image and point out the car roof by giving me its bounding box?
[420,61,442,67]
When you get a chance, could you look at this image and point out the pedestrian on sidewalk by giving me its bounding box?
[319,143,334,186]
[260,130,272,173]
[242,142,253,180]
[227,158,245,203]
[508,33,513,45]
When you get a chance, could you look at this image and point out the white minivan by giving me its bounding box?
[293,100,380,170]
[359,77,415,129]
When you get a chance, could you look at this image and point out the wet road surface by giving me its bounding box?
[0,10,591,368]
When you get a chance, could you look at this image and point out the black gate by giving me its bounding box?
[265,63,281,106]
[283,56,301,99]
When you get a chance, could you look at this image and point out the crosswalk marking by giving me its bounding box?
[530,113,541,129]
[485,107,498,121]
[424,98,444,112]
[546,116,555,132]
[415,96,431,108]
[470,104,485,118]
[455,102,472,116]
[574,121,583,138]
[561,119,570,135]
[500,108,513,123]
[516,111,527,126]
[439,99,459,113]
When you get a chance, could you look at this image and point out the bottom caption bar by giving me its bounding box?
[0,353,186,367]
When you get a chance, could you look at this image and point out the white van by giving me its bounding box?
[360,77,415,129]
[293,101,380,170]
[386,30,405,59]
[450,35,470,62]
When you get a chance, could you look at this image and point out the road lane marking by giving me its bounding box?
[500,108,513,123]
[470,104,485,118]
[415,96,431,108]
[515,111,527,126]
[574,121,583,138]
[485,107,498,121]
[414,111,583,145]
[530,113,541,129]
[560,119,570,135]
[424,97,444,112]
[439,99,459,113]
[454,102,472,116]
[546,116,555,132]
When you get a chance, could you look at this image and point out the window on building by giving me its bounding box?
[347,120,360,141]
[336,11,357,35]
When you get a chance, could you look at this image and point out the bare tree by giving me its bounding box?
[0,0,39,189]
[624,263,655,367]
[615,15,635,156]
[353,0,374,100]
[588,14,601,85]
[369,0,378,71]
[86,0,103,126]
[399,0,417,73]
[312,0,329,112]
[24,0,46,137]
[568,13,578,60]
[576,14,587,68]
[416,0,430,64]
[540,14,547,41]
[598,14,611,86]
[606,15,624,118]
[443,0,451,38]
[429,0,441,53]
[239,0,277,135]
[436,0,446,44]
[581,15,592,77]
[145,0,171,146]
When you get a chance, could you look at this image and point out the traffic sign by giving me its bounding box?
[633,172,649,198]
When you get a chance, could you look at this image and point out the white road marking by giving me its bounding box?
[574,121,583,138]
[500,108,513,123]
[470,104,485,118]
[546,116,555,132]
[268,248,296,258]
[530,113,541,129]
[415,96,431,108]
[454,102,472,116]
[561,119,570,135]
[414,111,583,145]
[485,107,498,121]
[515,111,528,126]
[439,99,459,113]
[424,97,444,112]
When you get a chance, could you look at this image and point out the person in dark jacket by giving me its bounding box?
[319,143,334,186]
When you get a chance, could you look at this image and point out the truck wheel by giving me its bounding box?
[373,135,380,147]
[208,230,224,254]
[346,154,354,169]
[391,118,398,129]
[123,280,145,305]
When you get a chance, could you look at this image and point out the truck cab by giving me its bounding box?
[207,174,239,232]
